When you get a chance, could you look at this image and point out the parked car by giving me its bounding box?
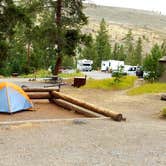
[136,66,144,78]
[126,66,137,75]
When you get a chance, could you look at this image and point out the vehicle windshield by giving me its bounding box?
[83,64,91,66]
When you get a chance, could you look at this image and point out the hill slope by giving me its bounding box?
[83,4,166,53]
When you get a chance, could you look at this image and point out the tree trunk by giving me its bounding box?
[28,93,52,99]
[23,87,60,92]
[27,43,31,68]
[53,99,103,118]
[54,55,62,75]
[51,91,125,121]
[53,0,62,75]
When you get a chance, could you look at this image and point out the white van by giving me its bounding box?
[125,66,137,75]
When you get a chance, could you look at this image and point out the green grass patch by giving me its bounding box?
[128,83,166,95]
[20,70,84,79]
[83,76,137,90]
[20,69,51,78]
[58,71,84,78]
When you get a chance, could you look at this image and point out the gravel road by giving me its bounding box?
[0,118,166,166]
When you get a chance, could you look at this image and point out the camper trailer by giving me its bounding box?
[77,59,93,71]
[101,60,124,72]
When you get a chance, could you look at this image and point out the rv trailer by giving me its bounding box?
[101,60,124,72]
[77,59,93,71]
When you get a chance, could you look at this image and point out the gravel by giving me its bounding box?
[0,119,166,166]
[0,78,166,165]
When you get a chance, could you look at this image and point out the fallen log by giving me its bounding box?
[23,87,60,92]
[51,91,124,121]
[53,99,105,118]
[161,94,166,100]
[28,93,52,99]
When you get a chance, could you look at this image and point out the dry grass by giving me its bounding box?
[128,83,166,95]
[83,76,137,90]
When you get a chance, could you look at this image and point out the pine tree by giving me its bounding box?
[118,44,126,61]
[0,0,30,72]
[161,40,166,56]
[81,35,98,68]
[112,43,119,60]
[143,44,163,82]
[123,29,134,65]
[95,18,112,68]
[53,0,88,75]
[133,37,143,65]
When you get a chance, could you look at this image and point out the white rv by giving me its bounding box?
[101,60,124,72]
[77,59,93,71]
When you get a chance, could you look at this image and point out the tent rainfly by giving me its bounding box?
[0,82,33,113]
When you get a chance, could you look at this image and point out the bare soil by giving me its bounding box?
[0,100,85,122]
[61,86,166,122]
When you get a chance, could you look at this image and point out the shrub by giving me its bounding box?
[112,66,125,84]
[143,44,164,82]
[161,108,166,118]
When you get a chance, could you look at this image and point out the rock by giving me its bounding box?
[73,119,87,125]
[161,94,166,100]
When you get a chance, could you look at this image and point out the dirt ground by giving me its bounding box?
[61,86,166,122]
[0,81,166,165]
[0,100,85,122]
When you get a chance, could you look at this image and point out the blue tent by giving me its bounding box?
[0,82,33,113]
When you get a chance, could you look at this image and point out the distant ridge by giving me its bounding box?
[84,4,166,30]
[83,3,166,53]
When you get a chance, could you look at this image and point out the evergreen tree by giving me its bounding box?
[112,43,119,60]
[0,0,30,73]
[95,18,112,68]
[53,0,88,74]
[123,29,134,65]
[133,37,143,65]
[143,44,163,82]
[112,43,126,61]
[62,55,75,68]
[117,44,126,61]
[161,40,166,56]
[81,34,98,68]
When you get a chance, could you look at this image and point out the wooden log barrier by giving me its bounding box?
[51,91,124,121]
[28,93,53,99]
[53,99,105,118]
[23,87,60,92]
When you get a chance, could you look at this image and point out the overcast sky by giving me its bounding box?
[87,0,166,14]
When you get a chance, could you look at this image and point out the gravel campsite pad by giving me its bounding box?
[0,79,166,165]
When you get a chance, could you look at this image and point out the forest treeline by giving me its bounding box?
[0,0,166,80]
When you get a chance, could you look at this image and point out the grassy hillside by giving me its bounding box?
[83,4,166,53]
[84,4,166,30]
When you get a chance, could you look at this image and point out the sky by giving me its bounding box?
[87,0,166,15]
